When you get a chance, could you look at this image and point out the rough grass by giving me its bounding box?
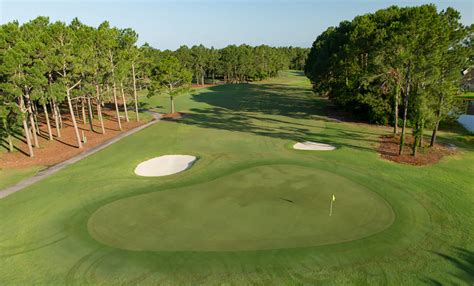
[0,71,473,285]
[0,166,42,189]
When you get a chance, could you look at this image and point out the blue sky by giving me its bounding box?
[1,0,472,50]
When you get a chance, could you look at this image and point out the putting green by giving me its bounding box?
[88,164,395,251]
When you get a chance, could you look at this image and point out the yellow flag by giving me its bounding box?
[332,194,336,201]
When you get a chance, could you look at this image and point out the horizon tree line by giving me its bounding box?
[141,44,309,86]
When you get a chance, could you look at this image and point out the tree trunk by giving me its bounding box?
[170,95,175,114]
[132,63,140,122]
[413,137,418,156]
[86,96,94,132]
[420,121,425,148]
[52,99,61,138]
[57,104,63,129]
[120,81,129,122]
[412,119,424,157]
[7,134,13,153]
[3,117,14,152]
[42,101,53,140]
[112,81,122,130]
[32,102,40,135]
[109,50,122,130]
[19,96,34,157]
[430,122,439,147]
[430,93,444,147]
[399,63,411,155]
[66,87,83,148]
[394,84,400,134]
[201,67,205,86]
[25,92,39,148]
[75,100,79,120]
[95,84,106,134]
[81,98,87,124]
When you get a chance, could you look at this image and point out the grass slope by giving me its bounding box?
[0,71,473,285]
[88,164,394,251]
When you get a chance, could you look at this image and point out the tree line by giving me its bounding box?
[1,16,310,158]
[140,45,308,116]
[0,17,144,157]
[305,5,473,156]
[141,44,309,85]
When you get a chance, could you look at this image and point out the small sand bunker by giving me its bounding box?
[135,155,196,177]
[293,141,336,151]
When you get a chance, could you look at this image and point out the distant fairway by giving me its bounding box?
[0,71,473,285]
[88,164,394,251]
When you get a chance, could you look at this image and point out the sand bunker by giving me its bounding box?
[135,155,196,177]
[293,141,336,151]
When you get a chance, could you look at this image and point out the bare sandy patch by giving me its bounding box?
[135,155,196,177]
[293,141,336,151]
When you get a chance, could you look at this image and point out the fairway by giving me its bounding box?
[89,164,394,251]
[0,72,473,285]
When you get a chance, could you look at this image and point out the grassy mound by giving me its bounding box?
[89,164,394,251]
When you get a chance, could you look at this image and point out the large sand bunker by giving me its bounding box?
[135,155,196,177]
[293,141,336,151]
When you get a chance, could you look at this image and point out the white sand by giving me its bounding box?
[135,155,196,177]
[293,141,336,151]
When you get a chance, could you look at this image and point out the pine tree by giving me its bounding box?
[148,55,192,114]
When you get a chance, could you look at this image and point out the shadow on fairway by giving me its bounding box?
[138,101,164,111]
[423,247,474,285]
[191,83,323,119]
[177,83,378,152]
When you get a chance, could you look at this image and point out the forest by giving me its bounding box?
[142,43,309,85]
[0,16,309,158]
[305,4,473,155]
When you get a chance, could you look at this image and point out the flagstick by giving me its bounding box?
[329,199,333,216]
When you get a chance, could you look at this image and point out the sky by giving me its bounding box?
[0,0,472,50]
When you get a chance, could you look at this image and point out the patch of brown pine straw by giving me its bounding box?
[0,109,149,169]
[160,112,187,120]
[378,135,456,166]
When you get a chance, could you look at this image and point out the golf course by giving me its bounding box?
[0,71,473,284]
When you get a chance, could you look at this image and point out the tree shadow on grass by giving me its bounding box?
[137,102,165,114]
[422,247,474,285]
[180,107,376,153]
[190,83,325,119]
[175,83,380,152]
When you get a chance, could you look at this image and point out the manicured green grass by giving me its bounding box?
[89,164,394,251]
[0,166,42,189]
[0,71,473,285]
